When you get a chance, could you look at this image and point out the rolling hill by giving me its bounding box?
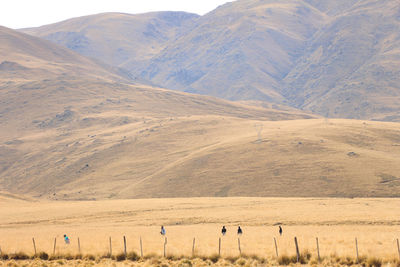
[21,0,400,121]
[0,26,318,199]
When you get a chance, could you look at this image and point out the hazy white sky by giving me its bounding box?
[0,0,232,29]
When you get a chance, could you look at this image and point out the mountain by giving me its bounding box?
[0,26,315,199]
[282,0,400,121]
[21,0,400,121]
[137,0,326,102]
[22,12,199,74]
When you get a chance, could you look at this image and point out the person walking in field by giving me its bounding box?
[237,226,243,235]
[221,226,227,236]
[64,234,70,244]
[160,225,166,236]
[279,226,282,236]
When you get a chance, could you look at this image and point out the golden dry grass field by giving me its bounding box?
[1,196,399,266]
[3,117,400,200]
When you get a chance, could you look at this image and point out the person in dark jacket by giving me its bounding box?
[221,226,227,236]
[279,226,282,236]
[237,226,243,235]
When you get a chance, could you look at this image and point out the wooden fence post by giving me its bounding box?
[78,237,81,254]
[53,237,57,254]
[192,238,195,257]
[140,237,143,257]
[32,237,37,255]
[238,238,241,255]
[163,237,167,257]
[274,237,279,258]
[218,237,221,256]
[294,237,300,263]
[123,236,127,257]
[397,238,400,260]
[316,237,320,262]
[355,238,359,263]
[109,237,112,256]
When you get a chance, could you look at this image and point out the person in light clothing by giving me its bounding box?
[160,225,166,236]
[64,234,70,244]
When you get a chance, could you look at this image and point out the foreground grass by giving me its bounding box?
[1,252,400,266]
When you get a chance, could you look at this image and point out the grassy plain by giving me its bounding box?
[0,196,399,263]
[3,117,400,200]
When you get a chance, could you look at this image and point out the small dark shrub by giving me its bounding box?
[303,250,312,261]
[299,254,310,264]
[278,255,292,265]
[126,251,139,261]
[115,253,126,261]
[37,251,49,260]
[209,253,220,263]
[235,257,247,266]
[84,254,95,261]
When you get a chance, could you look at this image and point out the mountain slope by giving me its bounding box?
[22,12,199,72]
[0,25,127,82]
[21,0,400,121]
[137,0,326,102]
[282,0,400,121]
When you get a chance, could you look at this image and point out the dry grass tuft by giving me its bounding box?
[225,255,239,263]
[35,252,49,260]
[367,257,383,267]
[126,251,140,261]
[235,257,247,266]
[278,254,296,265]
[278,252,311,265]
[339,256,355,266]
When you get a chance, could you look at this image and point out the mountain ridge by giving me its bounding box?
[20,0,400,121]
